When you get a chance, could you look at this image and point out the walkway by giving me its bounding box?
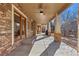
[8,33,77,56]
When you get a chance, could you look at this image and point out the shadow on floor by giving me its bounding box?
[40,41,60,56]
[62,38,77,50]
[7,36,37,56]
[35,35,49,42]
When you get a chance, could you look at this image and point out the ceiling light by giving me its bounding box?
[40,10,43,13]
[16,23,20,26]
[40,10,44,15]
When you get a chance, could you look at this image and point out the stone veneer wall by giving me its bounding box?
[0,8,12,55]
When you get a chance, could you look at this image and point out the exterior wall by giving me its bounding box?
[0,4,28,56]
[0,4,12,55]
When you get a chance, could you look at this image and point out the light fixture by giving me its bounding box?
[39,4,45,15]
[40,11,44,15]
[16,23,20,26]
[40,9,44,15]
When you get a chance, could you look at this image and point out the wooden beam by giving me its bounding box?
[12,4,14,46]
[24,18,26,38]
[20,15,22,39]
[12,4,26,18]
[12,4,27,43]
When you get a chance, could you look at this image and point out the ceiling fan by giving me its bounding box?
[20,3,45,14]
[31,3,45,15]
[26,3,45,14]
[39,3,44,14]
[18,3,56,14]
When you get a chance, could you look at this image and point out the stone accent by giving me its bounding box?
[54,33,61,43]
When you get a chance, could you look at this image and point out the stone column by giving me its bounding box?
[40,25,42,33]
[54,14,61,43]
[37,25,41,34]
[33,21,36,36]
[48,22,51,36]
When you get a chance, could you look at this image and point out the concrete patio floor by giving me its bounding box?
[8,34,77,56]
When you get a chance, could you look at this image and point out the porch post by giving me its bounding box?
[20,15,22,39]
[24,18,26,38]
[48,22,51,36]
[54,13,61,43]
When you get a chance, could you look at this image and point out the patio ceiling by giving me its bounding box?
[14,3,71,25]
